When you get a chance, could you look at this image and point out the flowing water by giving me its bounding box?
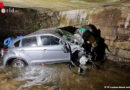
[0,59,130,90]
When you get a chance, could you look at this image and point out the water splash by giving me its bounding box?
[16,65,62,90]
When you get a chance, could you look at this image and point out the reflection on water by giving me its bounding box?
[0,60,130,90]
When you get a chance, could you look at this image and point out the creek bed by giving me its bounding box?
[0,58,130,90]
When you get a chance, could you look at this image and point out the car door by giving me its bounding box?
[20,36,44,62]
[40,35,70,63]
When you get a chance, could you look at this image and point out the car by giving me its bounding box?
[2,28,83,67]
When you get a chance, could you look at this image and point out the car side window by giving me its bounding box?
[41,35,60,46]
[14,40,20,47]
[50,36,60,45]
[41,36,51,45]
[22,37,37,47]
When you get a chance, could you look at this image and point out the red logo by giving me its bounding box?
[0,2,6,14]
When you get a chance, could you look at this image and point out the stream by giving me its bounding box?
[0,58,130,90]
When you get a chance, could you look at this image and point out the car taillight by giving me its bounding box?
[2,49,8,55]
[3,52,7,54]
[0,48,8,56]
[4,49,8,51]
[4,49,8,54]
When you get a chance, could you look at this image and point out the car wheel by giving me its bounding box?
[11,59,25,68]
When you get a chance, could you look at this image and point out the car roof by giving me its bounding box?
[13,26,76,43]
[10,28,61,47]
[27,28,59,35]
[12,28,59,40]
[24,28,61,38]
[10,27,76,48]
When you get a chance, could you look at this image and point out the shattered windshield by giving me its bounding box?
[57,30,75,43]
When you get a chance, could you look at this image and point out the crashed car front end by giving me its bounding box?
[57,28,90,73]
[59,24,107,74]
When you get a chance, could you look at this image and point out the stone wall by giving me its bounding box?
[88,7,130,62]
[59,9,88,26]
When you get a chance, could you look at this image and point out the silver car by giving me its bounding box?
[2,29,81,67]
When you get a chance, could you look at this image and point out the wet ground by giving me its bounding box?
[0,57,130,90]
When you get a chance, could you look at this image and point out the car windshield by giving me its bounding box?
[57,30,75,43]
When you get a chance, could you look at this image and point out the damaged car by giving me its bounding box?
[2,28,81,67]
[2,24,108,74]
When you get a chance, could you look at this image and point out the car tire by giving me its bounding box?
[11,59,26,68]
